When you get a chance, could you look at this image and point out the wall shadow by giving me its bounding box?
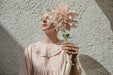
[0,23,24,75]
[95,0,113,32]
[79,54,111,75]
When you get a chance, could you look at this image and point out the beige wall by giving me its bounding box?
[0,0,113,75]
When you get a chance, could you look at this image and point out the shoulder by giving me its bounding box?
[24,41,40,56]
[24,43,34,57]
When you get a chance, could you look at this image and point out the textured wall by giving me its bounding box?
[0,0,113,75]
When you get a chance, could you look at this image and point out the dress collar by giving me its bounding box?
[34,42,62,57]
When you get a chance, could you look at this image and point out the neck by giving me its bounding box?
[42,29,60,44]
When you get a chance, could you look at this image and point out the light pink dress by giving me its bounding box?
[19,41,73,75]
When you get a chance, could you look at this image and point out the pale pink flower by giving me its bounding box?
[47,2,78,32]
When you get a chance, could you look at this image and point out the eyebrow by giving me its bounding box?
[42,16,49,19]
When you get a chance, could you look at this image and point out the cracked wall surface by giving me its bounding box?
[0,0,113,75]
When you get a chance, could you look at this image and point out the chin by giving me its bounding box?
[41,28,49,31]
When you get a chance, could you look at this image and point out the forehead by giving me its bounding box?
[42,12,49,17]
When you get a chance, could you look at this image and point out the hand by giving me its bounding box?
[61,41,79,56]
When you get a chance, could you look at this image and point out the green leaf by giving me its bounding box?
[62,33,70,41]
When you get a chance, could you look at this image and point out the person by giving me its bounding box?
[19,2,82,75]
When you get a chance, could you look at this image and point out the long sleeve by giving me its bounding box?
[19,44,34,75]
[75,60,82,75]
[70,56,82,75]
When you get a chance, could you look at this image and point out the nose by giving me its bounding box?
[43,20,47,23]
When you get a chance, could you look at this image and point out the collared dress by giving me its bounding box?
[19,41,73,75]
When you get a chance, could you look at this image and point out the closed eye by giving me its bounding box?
[46,16,49,19]
[41,16,49,21]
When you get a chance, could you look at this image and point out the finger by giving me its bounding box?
[66,50,78,55]
[65,48,79,52]
[68,49,79,52]
[62,44,79,49]
[62,47,79,52]
[62,46,79,52]
[62,41,78,45]
[62,42,79,48]
[62,41,75,45]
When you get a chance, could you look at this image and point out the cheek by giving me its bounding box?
[47,21,52,26]
[48,21,51,25]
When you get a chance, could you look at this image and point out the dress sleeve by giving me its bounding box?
[18,44,34,75]
[70,55,82,75]
[76,60,82,75]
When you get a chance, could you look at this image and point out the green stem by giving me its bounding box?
[62,35,69,75]
[63,53,67,75]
